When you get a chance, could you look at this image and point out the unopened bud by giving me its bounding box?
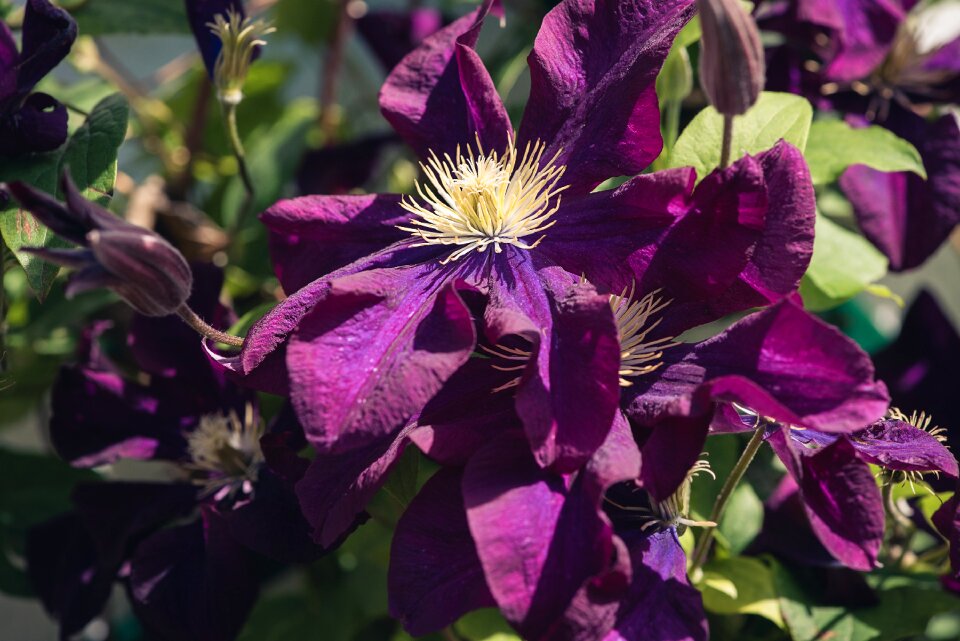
[697,0,765,116]
[207,10,275,106]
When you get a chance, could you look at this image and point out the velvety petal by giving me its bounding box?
[462,430,630,638]
[379,0,511,159]
[296,133,398,197]
[288,263,475,452]
[624,299,890,434]
[933,494,960,577]
[488,251,621,472]
[262,193,409,293]
[0,92,69,155]
[850,418,958,478]
[184,0,246,77]
[127,511,259,641]
[635,414,711,502]
[541,141,815,334]
[18,0,77,94]
[841,112,960,271]
[356,9,445,71]
[517,0,695,194]
[820,0,904,82]
[772,432,885,571]
[296,425,412,548]
[603,529,707,641]
[752,474,838,567]
[873,291,960,442]
[0,22,17,102]
[388,468,495,635]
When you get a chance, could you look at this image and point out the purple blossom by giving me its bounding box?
[0,0,77,156]
[755,0,960,269]
[26,267,327,641]
[211,0,824,486]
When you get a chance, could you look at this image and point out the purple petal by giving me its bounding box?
[603,529,707,641]
[820,0,904,83]
[873,291,960,444]
[288,264,475,452]
[18,0,77,94]
[0,92,68,155]
[296,425,412,548]
[262,193,409,293]
[850,418,958,477]
[518,0,695,194]
[624,299,890,434]
[0,22,17,101]
[489,252,621,472]
[462,431,628,638]
[127,511,259,641]
[752,474,838,567]
[184,0,246,78]
[379,0,510,159]
[388,468,495,635]
[933,494,960,577]
[541,141,815,335]
[772,432,885,571]
[841,112,960,271]
[296,133,398,197]
[5,179,90,244]
[636,414,710,502]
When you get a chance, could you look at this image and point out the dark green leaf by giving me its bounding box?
[70,0,189,35]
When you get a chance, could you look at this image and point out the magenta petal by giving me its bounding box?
[261,194,409,293]
[636,414,710,502]
[379,0,511,159]
[518,0,695,193]
[851,418,958,478]
[625,299,890,434]
[819,0,904,83]
[841,113,960,271]
[933,494,960,578]
[388,468,495,635]
[603,530,707,641]
[288,264,476,452]
[296,425,412,548]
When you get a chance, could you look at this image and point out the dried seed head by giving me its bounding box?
[697,0,766,116]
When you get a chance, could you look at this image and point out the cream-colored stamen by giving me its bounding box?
[207,10,275,106]
[399,135,567,263]
[610,284,677,386]
[186,404,265,501]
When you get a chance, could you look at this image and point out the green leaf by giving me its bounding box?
[805,119,926,185]
[799,212,888,311]
[699,556,784,627]
[0,94,128,299]
[774,561,960,641]
[455,608,521,641]
[670,92,813,182]
[275,0,338,44]
[717,483,763,555]
[0,448,98,596]
[381,447,420,509]
[69,0,189,35]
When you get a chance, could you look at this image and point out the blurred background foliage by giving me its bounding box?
[1,0,959,639]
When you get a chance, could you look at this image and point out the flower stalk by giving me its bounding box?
[176,304,244,348]
[222,101,256,233]
[719,114,734,170]
[689,425,766,574]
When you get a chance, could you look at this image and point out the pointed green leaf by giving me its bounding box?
[0,94,128,299]
[805,119,927,185]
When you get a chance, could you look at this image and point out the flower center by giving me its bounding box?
[609,285,677,386]
[399,136,567,263]
[186,405,265,502]
[603,459,716,534]
[207,9,275,105]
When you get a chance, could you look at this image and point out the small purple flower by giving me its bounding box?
[214,0,821,484]
[25,268,327,641]
[0,0,77,156]
[7,171,194,316]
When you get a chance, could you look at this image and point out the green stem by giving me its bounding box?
[664,98,682,153]
[883,482,914,531]
[689,427,766,574]
[0,241,7,375]
[176,305,244,348]
[222,102,255,234]
[719,114,734,170]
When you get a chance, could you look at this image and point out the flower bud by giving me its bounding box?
[88,229,193,316]
[697,0,766,116]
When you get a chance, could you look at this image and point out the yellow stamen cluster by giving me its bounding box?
[208,10,275,106]
[880,407,949,493]
[399,136,567,263]
[186,404,265,501]
[610,285,677,386]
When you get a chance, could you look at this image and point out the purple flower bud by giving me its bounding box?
[697,0,766,116]
[8,170,193,316]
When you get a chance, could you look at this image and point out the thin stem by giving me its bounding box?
[664,98,682,153]
[440,627,462,641]
[719,114,734,170]
[319,0,352,141]
[222,102,256,233]
[176,305,244,347]
[0,241,7,374]
[883,482,914,531]
[689,426,766,574]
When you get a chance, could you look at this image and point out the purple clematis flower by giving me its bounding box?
[356,8,445,72]
[213,0,823,483]
[0,0,77,156]
[26,267,327,641]
[755,0,960,270]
